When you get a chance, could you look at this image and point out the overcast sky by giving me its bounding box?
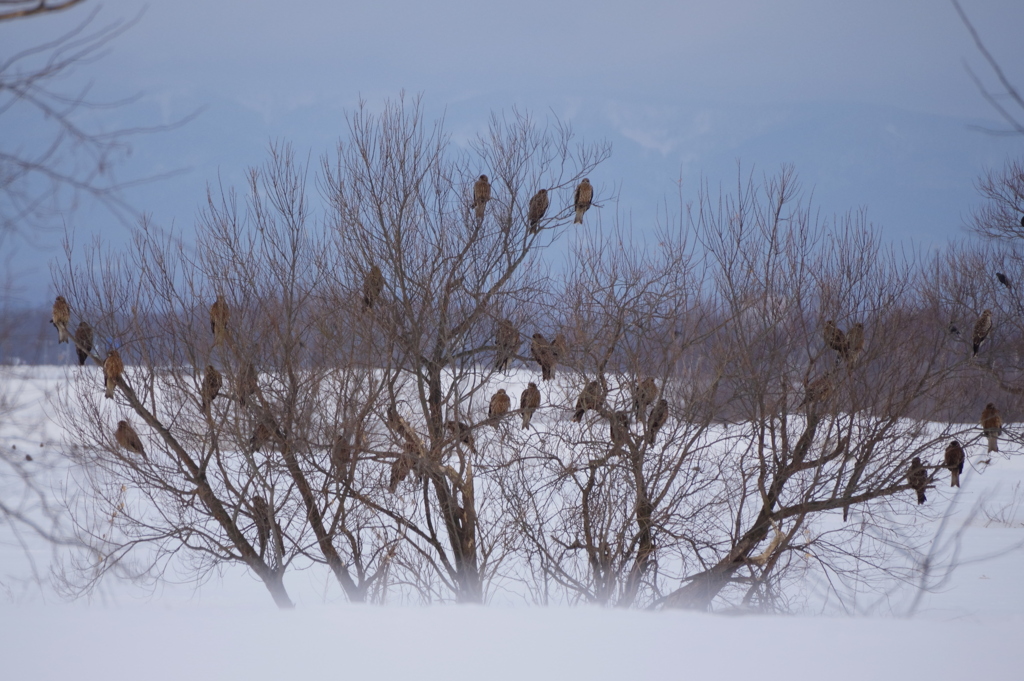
[4,0,1024,303]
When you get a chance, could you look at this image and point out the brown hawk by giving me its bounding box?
[520,382,541,429]
[472,175,491,220]
[389,445,416,493]
[115,420,145,457]
[331,433,354,473]
[531,333,556,381]
[573,178,593,224]
[445,420,477,454]
[74,321,93,366]
[238,362,259,407]
[210,295,229,346]
[552,332,567,364]
[250,417,283,453]
[103,349,123,399]
[572,379,605,422]
[201,364,222,411]
[981,402,1003,452]
[633,378,658,421]
[647,398,668,445]
[363,265,385,311]
[972,309,992,356]
[944,439,965,488]
[494,318,520,372]
[845,322,864,364]
[824,320,848,356]
[52,296,70,344]
[609,410,630,454]
[801,372,834,407]
[489,389,511,424]
[907,457,928,505]
[527,188,549,234]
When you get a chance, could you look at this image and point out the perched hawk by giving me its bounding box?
[552,332,567,364]
[647,398,668,445]
[494,319,520,372]
[944,440,965,488]
[331,432,354,472]
[997,272,1011,289]
[572,380,605,423]
[472,174,491,220]
[201,365,222,412]
[981,402,1003,453]
[520,382,541,429]
[115,420,145,457]
[74,321,93,366]
[238,362,259,407]
[363,265,385,311]
[389,446,415,493]
[633,378,658,421]
[907,457,929,505]
[103,349,123,399]
[527,188,549,234]
[824,320,848,356]
[972,309,992,356]
[445,420,477,454]
[210,295,229,346]
[489,389,511,424]
[845,322,864,364]
[609,411,630,453]
[250,420,281,453]
[573,178,593,224]
[52,296,70,344]
[802,373,834,407]
[531,333,556,381]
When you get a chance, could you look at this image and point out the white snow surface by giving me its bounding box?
[2,367,1023,680]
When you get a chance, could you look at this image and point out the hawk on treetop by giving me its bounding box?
[520,382,541,429]
[74,321,93,366]
[52,296,70,344]
[573,179,593,224]
[103,349,123,399]
[527,188,549,234]
[115,420,145,457]
[472,175,491,220]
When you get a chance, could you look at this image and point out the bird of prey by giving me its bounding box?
[250,418,283,453]
[845,322,864,364]
[824,320,848,356]
[363,264,384,311]
[238,362,259,407]
[972,309,992,356]
[331,432,354,473]
[520,382,541,429]
[389,445,416,493]
[907,457,929,505]
[445,420,477,454]
[489,389,511,424]
[115,420,145,457]
[472,174,491,220]
[647,398,668,445]
[572,380,605,422]
[552,332,567,364]
[609,410,630,453]
[74,321,93,366]
[1020,216,1024,228]
[494,318,520,372]
[201,364,222,412]
[527,188,549,234]
[103,349,123,399]
[981,402,1003,452]
[251,495,272,558]
[210,295,229,346]
[633,378,658,421]
[801,372,834,407]
[531,333,556,381]
[52,296,70,344]
[573,178,593,224]
[944,439,965,488]
[997,272,1012,289]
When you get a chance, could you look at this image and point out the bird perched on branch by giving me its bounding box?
[115,420,145,457]
[74,321,93,366]
[363,265,384,311]
[103,349,123,399]
[997,272,1011,289]
[981,403,1003,453]
[201,365,222,412]
[633,378,658,421]
[572,380,605,423]
[944,440,965,488]
[238,362,259,407]
[520,382,541,429]
[489,389,511,424]
[210,295,229,346]
[801,372,834,407]
[494,318,520,372]
[527,188,549,234]
[573,178,593,224]
[531,333,557,381]
[609,410,630,454]
[445,420,477,454]
[389,445,416,493]
[472,174,491,220]
[824,320,847,357]
[907,457,929,505]
[844,323,864,365]
[647,398,668,445]
[972,309,992,356]
[51,296,70,344]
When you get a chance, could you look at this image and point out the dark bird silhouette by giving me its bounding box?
[948,323,961,340]
[633,378,658,421]
[573,178,593,224]
[981,402,1003,453]
[531,333,557,381]
[494,318,520,372]
[472,174,491,220]
[103,349,123,399]
[251,495,272,558]
[944,440,965,488]
[74,321,93,366]
[210,295,229,346]
[363,265,385,311]
[1020,215,1024,228]
[489,389,511,424]
[845,322,864,364]
[972,309,992,356]
[997,272,1011,289]
[572,380,605,422]
[445,420,477,453]
[201,364,222,411]
[647,398,668,445]
[520,382,541,429]
[824,320,848,356]
[527,188,549,234]
[907,457,928,505]
[238,362,259,407]
[51,296,70,343]
[115,420,145,457]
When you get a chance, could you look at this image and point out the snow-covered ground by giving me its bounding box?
[1,367,1023,680]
